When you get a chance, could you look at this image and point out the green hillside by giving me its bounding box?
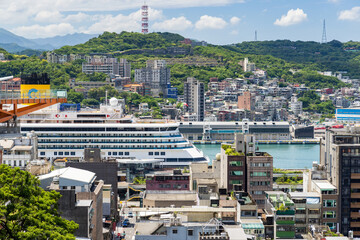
[0,32,349,95]
[55,31,184,55]
[231,40,360,78]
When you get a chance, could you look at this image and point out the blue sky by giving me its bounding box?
[1,0,360,44]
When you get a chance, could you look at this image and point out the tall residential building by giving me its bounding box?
[290,95,303,116]
[321,127,360,237]
[134,60,170,97]
[184,77,205,121]
[237,91,254,111]
[242,58,256,72]
[82,57,131,77]
[220,134,273,208]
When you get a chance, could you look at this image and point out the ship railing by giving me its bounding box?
[0,89,67,99]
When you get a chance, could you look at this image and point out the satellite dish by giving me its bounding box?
[109,98,118,106]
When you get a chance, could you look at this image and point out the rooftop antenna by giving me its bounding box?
[255,30,257,41]
[141,1,149,34]
[321,19,327,44]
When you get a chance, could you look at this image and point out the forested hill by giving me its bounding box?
[54,31,185,55]
[229,40,360,78]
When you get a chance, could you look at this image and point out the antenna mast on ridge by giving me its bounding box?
[321,19,327,44]
[141,2,149,34]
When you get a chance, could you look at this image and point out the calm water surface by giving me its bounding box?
[195,144,320,169]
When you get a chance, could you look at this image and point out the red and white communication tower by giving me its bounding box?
[141,3,148,34]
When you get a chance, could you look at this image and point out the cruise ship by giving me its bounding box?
[18,102,209,166]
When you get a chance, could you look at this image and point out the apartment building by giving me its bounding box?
[82,57,130,77]
[289,192,321,234]
[220,134,273,208]
[134,60,170,97]
[321,127,360,236]
[146,170,190,191]
[266,191,296,239]
[39,167,104,240]
[247,152,273,208]
[184,77,205,121]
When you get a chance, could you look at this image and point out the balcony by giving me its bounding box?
[350,222,360,228]
[351,193,360,199]
[351,183,360,189]
[277,210,295,215]
[351,174,360,179]
[351,202,360,208]
[353,231,360,237]
[294,214,306,219]
[308,214,321,219]
[351,212,360,219]
[3,154,32,161]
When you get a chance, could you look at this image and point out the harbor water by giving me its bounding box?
[195,143,320,169]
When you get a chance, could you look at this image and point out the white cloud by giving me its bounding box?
[230,30,239,35]
[328,0,339,3]
[153,16,193,31]
[230,16,241,25]
[12,23,76,38]
[274,8,308,26]
[195,15,227,30]
[34,11,64,23]
[64,12,92,23]
[339,6,360,21]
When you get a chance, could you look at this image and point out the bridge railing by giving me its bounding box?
[0,89,67,100]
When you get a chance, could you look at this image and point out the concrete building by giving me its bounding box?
[146,170,190,191]
[178,121,291,141]
[143,191,197,208]
[247,152,273,207]
[0,134,37,170]
[135,217,245,240]
[266,191,296,239]
[321,127,360,237]
[66,162,118,220]
[183,77,205,121]
[303,163,340,232]
[289,192,321,234]
[39,167,104,240]
[290,96,303,116]
[82,57,130,77]
[220,134,273,208]
[241,58,256,72]
[237,92,254,111]
[134,60,170,97]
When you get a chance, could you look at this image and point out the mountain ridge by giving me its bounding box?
[0,28,97,53]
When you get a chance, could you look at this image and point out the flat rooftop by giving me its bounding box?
[289,192,321,198]
[131,207,236,213]
[313,180,336,191]
[145,192,197,201]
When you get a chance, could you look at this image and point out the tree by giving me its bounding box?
[81,98,100,107]
[67,90,84,104]
[0,165,78,239]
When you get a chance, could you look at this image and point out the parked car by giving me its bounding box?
[128,212,133,218]
[122,219,130,227]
